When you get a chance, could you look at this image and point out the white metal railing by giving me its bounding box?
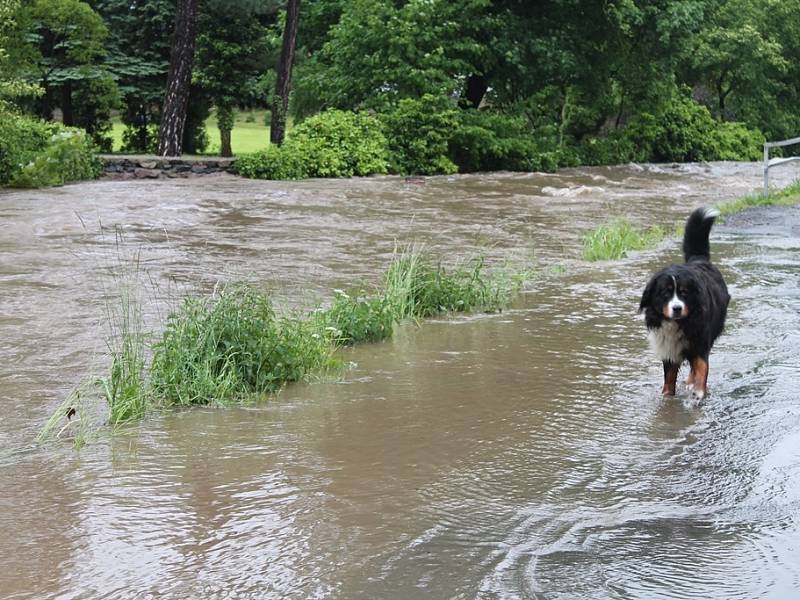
[763,136,800,195]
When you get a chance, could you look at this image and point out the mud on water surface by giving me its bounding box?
[1,162,799,598]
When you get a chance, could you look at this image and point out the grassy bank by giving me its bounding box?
[581,181,800,261]
[40,248,529,443]
[717,180,800,218]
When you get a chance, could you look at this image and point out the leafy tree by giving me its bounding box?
[294,0,494,114]
[89,0,175,152]
[685,0,786,122]
[0,0,41,105]
[194,0,272,155]
[12,0,116,127]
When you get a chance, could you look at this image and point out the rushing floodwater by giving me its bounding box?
[1,163,799,599]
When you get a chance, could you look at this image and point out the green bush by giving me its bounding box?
[236,109,389,179]
[235,146,306,180]
[577,96,763,165]
[381,94,458,175]
[710,121,764,161]
[449,110,541,172]
[0,111,53,184]
[121,123,158,154]
[9,127,103,188]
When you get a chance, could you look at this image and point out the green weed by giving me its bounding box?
[581,220,670,261]
[149,285,336,405]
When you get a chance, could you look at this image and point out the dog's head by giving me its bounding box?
[639,267,697,320]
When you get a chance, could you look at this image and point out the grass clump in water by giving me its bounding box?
[581,220,670,261]
[41,246,531,440]
[150,285,336,406]
[383,249,523,319]
[317,289,395,345]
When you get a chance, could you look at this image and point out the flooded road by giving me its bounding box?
[1,163,799,598]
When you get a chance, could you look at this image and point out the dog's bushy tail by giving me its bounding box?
[683,207,719,261]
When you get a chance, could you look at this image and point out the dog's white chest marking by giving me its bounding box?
[648,320,688,363]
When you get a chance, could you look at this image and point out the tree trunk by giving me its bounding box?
[157,0,200,157]
[463,74,488,109]
[217,103,234,157]
[61,82,74,126]
[270,0,301,146]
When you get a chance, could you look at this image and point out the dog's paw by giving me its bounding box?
[692,387,705,401]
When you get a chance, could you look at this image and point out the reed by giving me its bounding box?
[581,220,670,261]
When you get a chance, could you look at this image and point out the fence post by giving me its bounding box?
[763,143,770,196]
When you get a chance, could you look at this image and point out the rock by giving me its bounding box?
[134,168,161,178]
[138,160,157,169]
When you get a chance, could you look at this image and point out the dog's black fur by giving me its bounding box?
[639,207,730,398]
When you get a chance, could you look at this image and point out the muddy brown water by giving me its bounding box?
[1,163,800,599]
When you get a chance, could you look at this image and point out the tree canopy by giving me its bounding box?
[1,0,799,163]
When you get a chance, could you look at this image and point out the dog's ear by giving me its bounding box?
[639,278,655,313]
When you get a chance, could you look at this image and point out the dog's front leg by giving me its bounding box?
[690,356,709,399]
[662,361,680,396]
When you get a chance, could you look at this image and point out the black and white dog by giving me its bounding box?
[639,207,730,399]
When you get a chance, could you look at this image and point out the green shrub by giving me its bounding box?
[449,110,541,172]
[381,94,458,175]
[287,109,389,177]
[709,121,764,161]
[236,109,389,179]
[0,111,53,184]
[577,96,763,165]
[121,123,158,154]
[578,114,657,166]
[235,146,306,180]
[9,127,103,188]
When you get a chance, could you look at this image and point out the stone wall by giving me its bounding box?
[100,155,237,179]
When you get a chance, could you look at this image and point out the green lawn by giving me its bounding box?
[109,109,274,155]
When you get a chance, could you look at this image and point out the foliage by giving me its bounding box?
[12,0,115,128]
[448,109,541,172]
[9,126,102,187]
[0,0,41,103]
[0,108,52,183]
[89,0,174,152]
[380,95,458,175]
[237,109,389,179]
[72,74,121,151]
[318,290,394,345]
[577,94,763,164]
[121,123,158,154]
[293,0,495,114]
